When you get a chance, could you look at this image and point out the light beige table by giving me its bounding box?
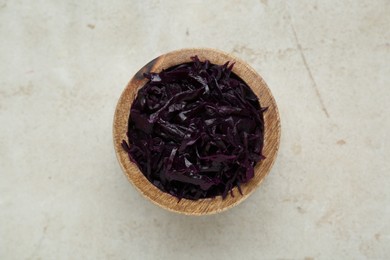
[1,1,389,259]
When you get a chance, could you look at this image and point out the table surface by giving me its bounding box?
[1,1,389,259]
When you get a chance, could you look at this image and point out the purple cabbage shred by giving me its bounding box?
[123,56,266,200]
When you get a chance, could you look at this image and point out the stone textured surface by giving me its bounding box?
[1,0,389,259]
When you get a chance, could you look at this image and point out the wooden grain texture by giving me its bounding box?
[113,48,281,215]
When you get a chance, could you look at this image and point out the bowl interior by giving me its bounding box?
[113,48,281,215]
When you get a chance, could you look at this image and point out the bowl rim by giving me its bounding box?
[113,48,281,215]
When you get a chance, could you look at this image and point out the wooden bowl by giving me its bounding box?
[113,48,280,215]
